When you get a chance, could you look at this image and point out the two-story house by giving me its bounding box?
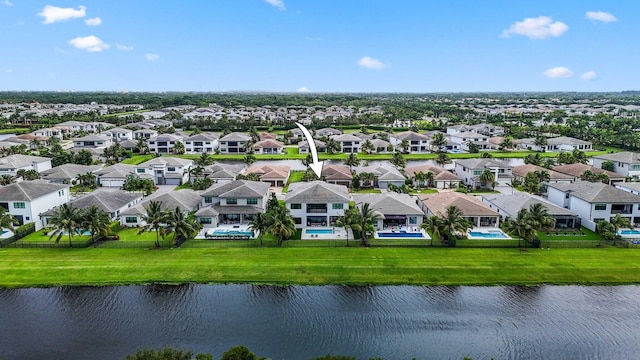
[252,139,285,155]
[133,129,159,140]
[447,131,490,151]
[119,190,202,227]
[0,154,52,177]
[591,152,640,179]
[218,132,252,154]
[101,127,134,143]
[183,133,219,154]
[454,158,513,189]
[546,181,640,231]
[147,134,184,154]
[135,157,193,185]
[389,131,430,153]
[330,134,362,153]
[73,134,112,149]
[0,181,70,230]
[285,181,350,228]
[195,180,270,229]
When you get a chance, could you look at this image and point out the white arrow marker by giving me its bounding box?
[296,122,323,178]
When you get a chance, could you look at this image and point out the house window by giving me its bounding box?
[247,198,258,205]
[204,197,212,204]
[332,203,344,210]
[291,203,302,209]
[226,198,237,205]
[13,202,25,209]
[199,217,212,224]
[136,168,145,173]
[167,167,176,172]
[473,170,482,175]
[25,216,30,221]
[294,217,302,225]
[633,164,640,170]
[125,217,137,224]
[594,204,607,211]
[409,216,417,224]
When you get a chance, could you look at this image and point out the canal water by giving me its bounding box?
[1,285,638,360]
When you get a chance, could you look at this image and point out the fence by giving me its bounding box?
[539,239,613,248]
[3,239,95,248]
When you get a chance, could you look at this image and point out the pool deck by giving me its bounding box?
[195,224,255,239]
[466,227,512,240]
[301,227,350,240]
[617,228,640,239]
[0,229,14,239]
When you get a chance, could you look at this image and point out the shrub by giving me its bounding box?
[13,222,36,241]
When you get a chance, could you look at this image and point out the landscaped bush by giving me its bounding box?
[109,221,121,235]
[13,222,36,241]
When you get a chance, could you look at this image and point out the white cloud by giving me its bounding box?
[543,67,573,79]
[586,11,618,23]
[580,70,597,80]
[297,86,309,92]
[357,56,388,70]
[145,53,160,61]
[264,0,285,11]
[502,16,568,39]
[38,5,86,24]
[116,43,134,51]
[84,17,102,26]
[3,0,12,6]
[6,69,13,73]
[69,35,109,52]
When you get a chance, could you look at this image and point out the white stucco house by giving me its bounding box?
[0,181,70,230]
[134,157,193,185]
[0,154,53,177]
[285,181,350,228]
[592,152,640,179]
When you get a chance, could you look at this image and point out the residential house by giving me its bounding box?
[454,158,513,189]
[120,190,202,227]
[592,152,640,179]
[218,132,252,154]
[417,192,501,228]
[195,180,270,228]
[285,181,350,228]
[314,128,342,137]
[389,131,430,153]
[252,139,285,155]
[354,163,406,190]
[287,128,304,144]
[546,136,592,152]
[32,126,66,141]
[552,164,625,185]
[482,193,581,229]
[321,164,353,187]
[133,129,159,140]
[546,181,640,231]
[135,157,193,185]
[447,131,490,151]
[366,138,392,153]
[404,164,461,189]
[40,164,102,184]
[73,134,112,149]
[298,140,327,154]
[147,133,184,154]
[101,127,133,143]
[446,124,504,136]
[352,192,424,230]
[615,182,640,196]
[0,154,52,176]
[183,133,219,154]
[243,164,291,187]
[94,164,136,188]
[330,134,362,153]
[511,164,574,184]
[196,163,245,184]
[42,190,142,225]
[0,181,70,230]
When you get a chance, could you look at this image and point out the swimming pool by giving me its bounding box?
[376,231,425,238]
[618,229,640,235]
[206,230,253,237]
[467,229,511,239]
[305,229,334,235]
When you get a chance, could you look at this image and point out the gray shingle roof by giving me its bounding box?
[593,151,640,164]
[482,193,577,217]
[42,190,142,216]
[200,180,270,198]
[40,164,103,180]
[0,181,68,201]
[0,154,51,169]
[285,181,350,203]
[548,181,640,203]
[392,131,430,141]
[352,192,424,216]
[121,190,202,216]
[219,132,251,142]
[138,157,193,167]
[455,158,512,169]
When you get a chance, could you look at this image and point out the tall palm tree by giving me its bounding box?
[527,203,556,231]
[135,138,149,154]
[248,212,269,246]
[47,204,80,247]
[81,205,112,243]
[0,175,15,186]
[424,171,435,188]
[439,206,471,247]
[343,153,360,172]
[138,200,168,248]
[325,138,340,155]
[165,207,201,246]
[420,216,441,247]
[479,169,495,190]
[266,206,296,247]
[413,171,427,189]
[431,133,446,152]
[357,203,381,246]
[435,153,451,167]
[502,209,538,247]
[194,152,215,167]
[0,207,18,231]
[361,139,375,154]
[336,207,361,247]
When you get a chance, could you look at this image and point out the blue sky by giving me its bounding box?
[0,1,635,92]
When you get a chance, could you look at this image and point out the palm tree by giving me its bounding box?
[243,154,257,167]
[47,204,80,247]
[527,203,556,231]
[502,209,537,247]
[500,137,513,151]
[479,169,495,190]
[0,175,15,185]
[390,151,406,170]
[138,200,168,248]
[361,139,374,154]
[424,171,435,188]
[336,207,360,247]
[439,206,471,247]
[325,138,340,155]
[0,207,18,231]
[610,214,632,244]
[435,153,451,167]
[413,171,427,189]
[420,216,441,246]
[172,141,185,155]
[343,153,360,172]
[81,205,112,243]
[431,133,446,152]
[357,203,381,246]
[248,212,269,246]
[135,138,149,154]
[596,220,616,245]
[266,206,296,247]
[398,140,410,153]
[165,207,201,246]
[194,152,214,167]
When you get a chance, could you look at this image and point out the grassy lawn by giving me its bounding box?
[18,229,92,246]
[2,247,640,288]
[538,226,601,241]
[351,188,381,194]
[174,183,191,191]
[283,170,305,192]
[410,188,439,194]
[0,127,30,135]
[121,154,155,165]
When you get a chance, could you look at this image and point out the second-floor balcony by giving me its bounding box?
[307,204,327,213]
[611,204,633,214]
